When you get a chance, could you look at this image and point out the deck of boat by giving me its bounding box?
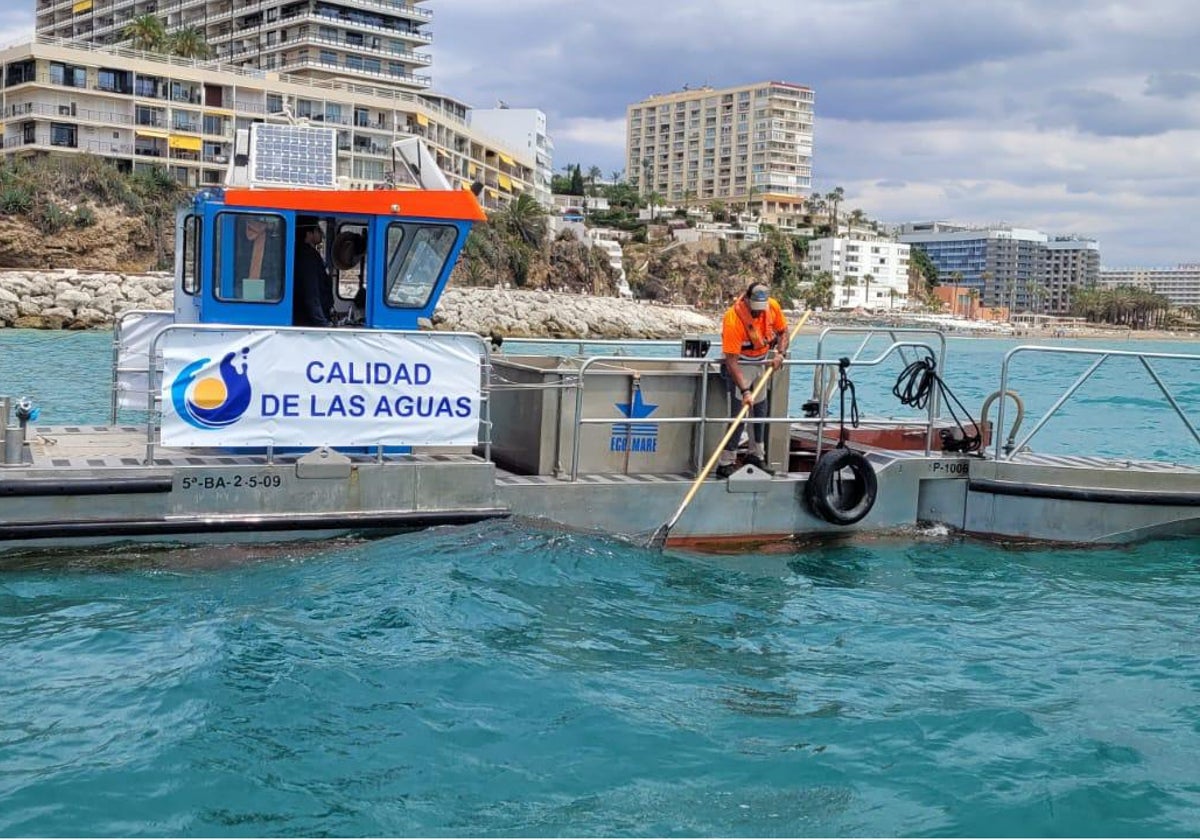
[20,423,1200,478]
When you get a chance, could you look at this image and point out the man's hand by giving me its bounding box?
[741,388,755,409]
[771,349,784,371]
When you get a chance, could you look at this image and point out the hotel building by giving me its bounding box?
[625,81,813,225]
[1097,265,1200,308]
[37,0,436,89]
[897,222,1100,315]
[3,1,543,206]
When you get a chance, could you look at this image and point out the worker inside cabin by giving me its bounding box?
[293,215,335,327]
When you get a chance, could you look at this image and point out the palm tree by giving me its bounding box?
[170,26,211,59]
[807,196,827,232]
[610,169,623,184]
[805,271,834,310]
[498,193,547,248]
[862,273,874,309]
[587,165,603,196]
[825,186,844,235]
[122,14,169,52]
[888,287,898,310]
[842,274,858,306]
[646,191,663,221]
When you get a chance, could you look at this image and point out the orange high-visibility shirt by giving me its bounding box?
[721,298,787,358]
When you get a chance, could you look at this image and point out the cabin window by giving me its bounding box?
[384,223,457,309]
[181,214,200,295]
[213,212,285,303]
[331,222,367,301]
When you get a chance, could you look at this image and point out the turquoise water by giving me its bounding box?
[1,329,1199,837]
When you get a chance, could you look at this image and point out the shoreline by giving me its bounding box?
[0,269,1195,342]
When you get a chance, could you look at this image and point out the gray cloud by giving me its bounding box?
[1145,71,1200,100]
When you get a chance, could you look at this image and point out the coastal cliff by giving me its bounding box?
[0,270,718,339]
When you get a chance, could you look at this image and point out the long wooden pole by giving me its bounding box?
[650,308,812,548]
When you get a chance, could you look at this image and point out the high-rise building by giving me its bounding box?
[36,0,435,90]
[10,1,544,206]
[625,81,813,225]
[897,223,1100,315]
[1097,265,1200,308]
[468,107,553,207]
[1045,237,1100,314]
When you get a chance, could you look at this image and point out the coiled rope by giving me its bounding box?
[892,355,982,453]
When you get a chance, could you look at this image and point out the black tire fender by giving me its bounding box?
[804,448,878,526]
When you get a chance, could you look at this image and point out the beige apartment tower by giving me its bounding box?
[36,0,434,90]
[8,0,539,205]
[625,81,813,224]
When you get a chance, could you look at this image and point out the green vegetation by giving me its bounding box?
[122,14,213,59]
[1071,286,1176,329]
[0,154,184,267]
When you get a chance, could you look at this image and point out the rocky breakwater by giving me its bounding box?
[0,269,173,329]
[0,270,719,339]
[435,287,717,339]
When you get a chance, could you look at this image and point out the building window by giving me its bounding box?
[50,63,87,89]
[319,49,337,66]
[5,60,36,87]
[50,122,77,148]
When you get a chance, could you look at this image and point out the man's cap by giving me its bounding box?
[296,214,320,233]
[748,285,769,311]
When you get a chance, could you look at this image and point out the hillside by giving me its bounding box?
[0,155,797,308]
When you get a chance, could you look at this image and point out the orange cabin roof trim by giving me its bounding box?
[221,188,487,222]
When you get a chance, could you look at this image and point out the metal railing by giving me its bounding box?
[995,345,1200,461]
[567,341,939,481]
[814,326,948,453]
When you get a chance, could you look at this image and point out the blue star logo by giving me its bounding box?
[616,389,658,419]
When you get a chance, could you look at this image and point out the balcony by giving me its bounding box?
[278,57,431,88]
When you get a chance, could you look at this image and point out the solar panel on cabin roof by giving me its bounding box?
[247,123,338,189]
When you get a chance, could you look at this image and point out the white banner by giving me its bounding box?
[160,329,482,447]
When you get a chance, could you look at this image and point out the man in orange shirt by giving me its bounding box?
[715,282,789,478]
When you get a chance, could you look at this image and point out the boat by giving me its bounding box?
[1,123,1198,554]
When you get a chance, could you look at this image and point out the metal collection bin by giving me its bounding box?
[488,354,790,477]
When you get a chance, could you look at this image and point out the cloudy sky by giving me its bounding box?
[10,1,1200,265]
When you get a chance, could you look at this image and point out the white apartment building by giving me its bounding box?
[36,0,435,90]
[0,38,535,206]
[806,237,911,310]
[625,81,813,226]
[1097,265,1200,308]
[469,107,554,208]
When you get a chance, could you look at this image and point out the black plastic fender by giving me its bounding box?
[804,448,878,526]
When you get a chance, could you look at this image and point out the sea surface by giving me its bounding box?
[1,328,1198,837]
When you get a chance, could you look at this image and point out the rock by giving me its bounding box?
[56,288,93,310]
[0,269,721,338]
